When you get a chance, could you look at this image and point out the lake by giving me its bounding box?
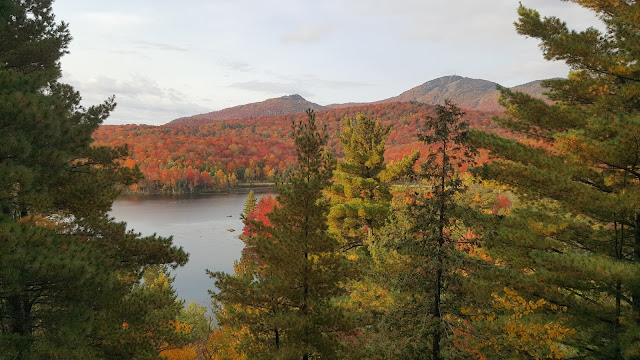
[110,192,266,307]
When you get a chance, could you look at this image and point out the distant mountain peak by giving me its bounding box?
[169,93,327,126]
[431,74,465,82]
[281,94,305,101]
[377,75,546,112]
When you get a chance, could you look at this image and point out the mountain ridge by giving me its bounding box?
[170,94,328,126]
[375,76,546,112]
[167,76,549,126]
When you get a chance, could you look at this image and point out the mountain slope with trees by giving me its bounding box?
[169,94,328,126]
[93,102,498,194]
[164,76,548,127]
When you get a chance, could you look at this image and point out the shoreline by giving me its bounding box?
[118,183,276,198]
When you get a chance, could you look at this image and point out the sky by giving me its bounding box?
[53,0,603,126]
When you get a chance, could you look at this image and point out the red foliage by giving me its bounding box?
[492,194,512,215]
[242,195,277,236]
[92,102,503,193]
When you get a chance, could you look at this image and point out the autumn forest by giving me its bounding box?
[2,0,640,359]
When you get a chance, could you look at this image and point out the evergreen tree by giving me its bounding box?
[104,266,191,359]
[327,113,392,252]
[0,1,188,358]
[212,110,350,359]
[418,100,475,360]
[327,113,419,251]
[369,100,486,359]
[470,1,640,357]
[242,190,257,221]
[325,113,418,358]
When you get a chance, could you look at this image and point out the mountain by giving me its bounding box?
[167,76,549,126]
[376,75,547,112]
[169,94,328,126]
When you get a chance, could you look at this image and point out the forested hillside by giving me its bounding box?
[167,77,548,127]
[170,94,328,126]
[93,103,499,193]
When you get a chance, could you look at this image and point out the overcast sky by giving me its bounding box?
[53,0,602,125]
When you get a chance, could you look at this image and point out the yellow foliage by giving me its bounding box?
[160,347,198,360]
[458,288,575,359]
[170,320,193,335]
[18,214,68,231]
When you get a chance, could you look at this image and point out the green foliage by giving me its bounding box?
[242,190,257,221]
[102,266,191,359]
[327,113,393,251]
[178,302,213,345]
[367,100,488,360]
[212,110,351,359]
[325,113,420,358]
[0,1,188,358]
[470,1,640,358]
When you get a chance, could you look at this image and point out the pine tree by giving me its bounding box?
[324,113,419,358]
[327,113,392,252]
[212,110,350,359]
[369,100,487,359]
[470,1,640,357]
[0,1,188,357]
[327,113,419,252]
[242,190,257,221]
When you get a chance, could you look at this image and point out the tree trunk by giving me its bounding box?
[433,143,446,360]
[8,295,33,336]
[433,266,442,360]
[633,213,640,321]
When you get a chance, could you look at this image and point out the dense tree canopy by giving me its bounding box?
[91,102,498,194]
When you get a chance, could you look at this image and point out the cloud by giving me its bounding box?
[132,41,189,52]
[221,60,252,72]
[63,74,209,125]
[228,81,308,96]
[228,74,373,97]
[282,24,335,44]
[340,0,601,44]
[291,74,374,89]
[84,11,149,26]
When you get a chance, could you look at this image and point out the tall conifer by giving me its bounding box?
[369,100,485,359]
[0,1,188,357]
[212,110,349,359]
[470,1,640,357]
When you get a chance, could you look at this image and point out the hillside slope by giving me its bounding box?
[170,94,328,126]
[377,75,547,112]
[95,102,499,193]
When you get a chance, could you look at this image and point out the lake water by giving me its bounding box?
[110,193,265,307]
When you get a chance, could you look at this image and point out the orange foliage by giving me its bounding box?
[160,346,198,360]
[93,103,500,193]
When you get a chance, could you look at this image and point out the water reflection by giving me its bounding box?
[110,193,264,306]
